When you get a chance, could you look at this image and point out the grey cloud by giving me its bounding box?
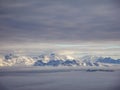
[0,0,120,45]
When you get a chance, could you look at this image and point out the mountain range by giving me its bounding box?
[0,53,120,67]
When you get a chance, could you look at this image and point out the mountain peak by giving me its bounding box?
[0,53,120,67]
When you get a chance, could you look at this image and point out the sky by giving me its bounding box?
[0,0,120,58]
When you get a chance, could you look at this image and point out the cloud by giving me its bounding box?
[0,0,120,59]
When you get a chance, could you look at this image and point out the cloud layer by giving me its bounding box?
[0,0,120,44]
[0,0,120,58]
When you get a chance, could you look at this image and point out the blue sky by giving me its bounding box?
[0,0,120,58]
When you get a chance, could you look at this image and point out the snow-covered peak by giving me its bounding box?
[13,56,35,66]
[80,55,101,62]
[2,54,35,66]
[0,53,120,67]
[34,53,75,62]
